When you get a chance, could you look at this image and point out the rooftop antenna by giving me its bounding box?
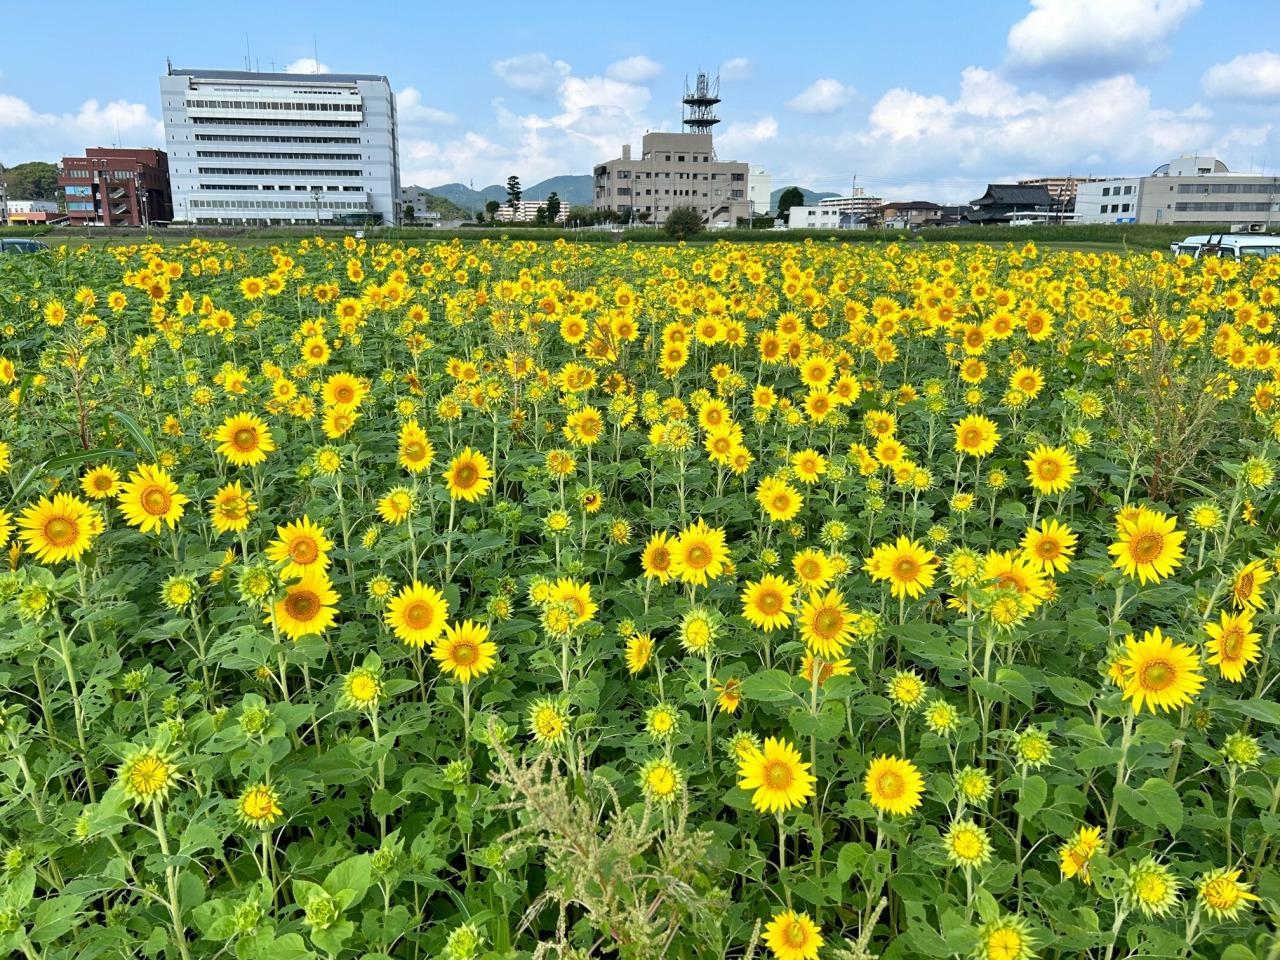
[245,33,251,71]
[682,71,721,134]
[313,34,319,72]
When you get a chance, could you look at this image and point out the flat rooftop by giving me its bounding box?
[168,68,388,84]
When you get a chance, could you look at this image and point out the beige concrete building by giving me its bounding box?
[593,131,750,227]
[1076,155,1280,227]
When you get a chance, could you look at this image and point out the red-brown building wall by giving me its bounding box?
[59,147,173,226]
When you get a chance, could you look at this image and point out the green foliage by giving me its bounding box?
[663,206,705,240]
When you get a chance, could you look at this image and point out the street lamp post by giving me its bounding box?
[313,190,323,227]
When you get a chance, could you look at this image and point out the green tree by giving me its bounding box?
[565,205,594,227]
[1,161,60,202]
[485,199,501,222]
[545,191,561,224]
[506,176,522,209]
[403,204,415,223]
[474,210,484,223]
[776,186,805,222]
[663,206,704,241]
[533,205,548,225]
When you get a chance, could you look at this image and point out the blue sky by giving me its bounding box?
[2,0,1279,201]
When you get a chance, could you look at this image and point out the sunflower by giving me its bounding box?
[943,819,992,868]
[1109,506,1185,584]
[236,782,283,828]
[118,463,189,534]
[1020,518,1077,574]
[763,909,823,960]
[1204,609,1261,682]
[322,372,367,408]
[377,486,417,525]
[641,532,675,583]
[740,575,797,632]
[266,516,333,578]
[117,744,179,807]
[17,493,101,564]
[397,418,434,474]
[790,449,827,485]
[640,758,682,804]
[80,464,121,500]
[756,475,804,522]
[1116,627,1205,713]
[208,481,255,535]
[1230,558,1272,611]
[528,698,569,744]
[1197,868,1261,920]
[973,914,1035,960]
[669,518,729,587]
[792,548,835,591]
[797,588,855,657]
[1058,825,1103,885]
[737,737,815,814]
[624,632,654,673]
[863,754,924,816]
[953,414,1000,458]
[550,577,597,625]
[270,570,340,641]
[444,447,493,502]
[1126,857,1180,917]
[431,619,498,683]
[385,580,449,648]
[213,411,276,467]
[340,665,383,711]
[865,536,938,599]
[1024,444,1077,495]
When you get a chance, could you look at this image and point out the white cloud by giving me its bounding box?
[283,57,330,74]
[787,78,854,114]
[1202,51,1280,101]
[606,55,661,83]
[400,131,510,188]
[1007,0,1200,76]
[718,116,778,152]
[720,57,752,81]
[858,68,1212,178]
[397,87,457,125]
[0,93,164,164]
[492,53,571,96]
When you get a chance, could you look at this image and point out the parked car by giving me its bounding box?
[0,238,50,255]
[1170,234,1280,260]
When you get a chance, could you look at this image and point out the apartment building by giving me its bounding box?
[59,147,172,226]
[818,191,884,219]
[1076,156,1280,227]
[593,132,750,227]
[1017,175,1107,210]
[494,198,569,223]
[159,66,400,225]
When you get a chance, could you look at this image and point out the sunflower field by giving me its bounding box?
[0,236,1278,960]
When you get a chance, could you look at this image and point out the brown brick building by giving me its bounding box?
[59,148,172,226]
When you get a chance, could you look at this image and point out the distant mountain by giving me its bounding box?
[427,175,592,212]
[770,186,841,209]
[523,175,592,206]
[400,189,472,223]
[425,182,507,212]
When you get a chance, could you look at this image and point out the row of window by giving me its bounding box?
[189,199,369,210]
[196,184,365,192]
[1100,185,1135,196]
[191,118,360,128]
[1097,203,1133,213]
[1173,201,1278,212]
[186,99,361,112]
[195,134,361,144]
[66,202,96,211]
[65,186,92,196]
[604,169,745,181]
[1176,182,1279,195]
[196,151,362,160]
[196,167,363,177]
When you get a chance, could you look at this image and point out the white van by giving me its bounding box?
[1171,234,1280,260]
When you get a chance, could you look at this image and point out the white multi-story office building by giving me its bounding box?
[593,132,751,227]
[160,67,400,225]
[748,166,771,216]
[1076,155,1280,227]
